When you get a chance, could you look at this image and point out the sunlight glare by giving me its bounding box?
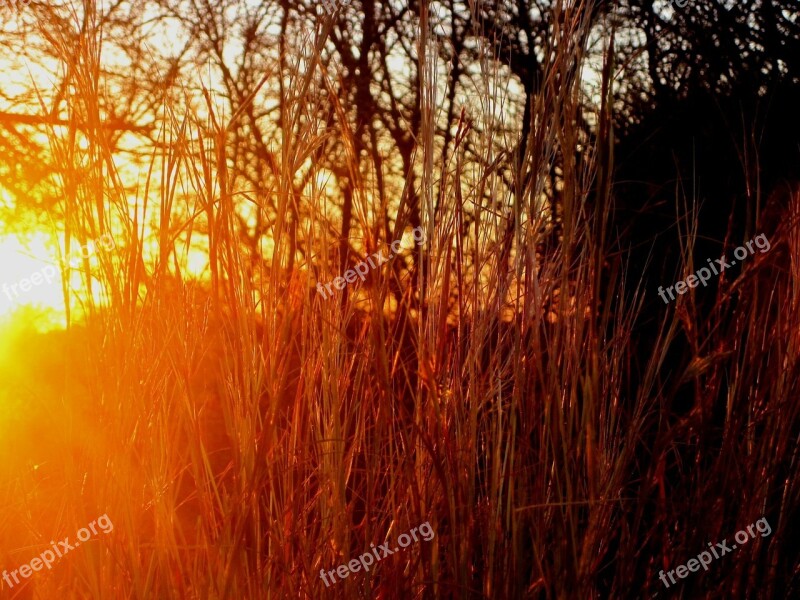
[0,233,66,321]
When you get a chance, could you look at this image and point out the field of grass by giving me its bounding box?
[0,0,798,598]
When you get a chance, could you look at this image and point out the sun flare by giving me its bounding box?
[0,233,65,320]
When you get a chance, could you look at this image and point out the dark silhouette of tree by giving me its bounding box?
[609,0,800,310]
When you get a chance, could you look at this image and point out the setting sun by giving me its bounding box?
[0,233,64,319]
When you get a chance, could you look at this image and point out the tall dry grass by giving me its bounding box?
[0,0,796,599]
